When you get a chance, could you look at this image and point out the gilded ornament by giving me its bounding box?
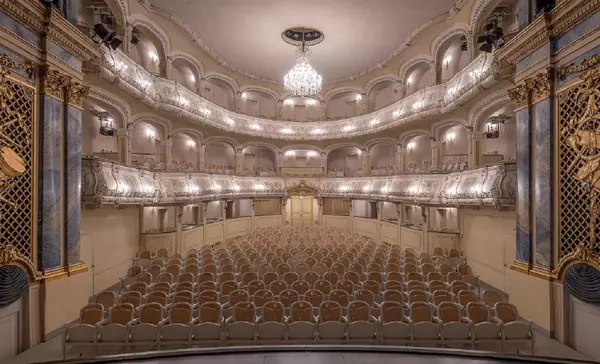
[508,83,528,108]
[529,68,552,102]
[558,54,600,76]
[287,180,318,196]
[40,66,71,101]
[67,82,90,108]
[0,244,43,281]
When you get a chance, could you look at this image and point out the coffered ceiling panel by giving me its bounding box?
[150,0,457,83]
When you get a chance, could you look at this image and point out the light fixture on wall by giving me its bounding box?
[306,99,317,106]
[148,51,159,62]
[407,75,413,85]
[187,140,196,150]
[307,151,318,157]
[370,118,380,126]
[355,94,362,101]
[343,125,355,132]
[92,110,116,137]
[443,55,452,67]
[146,128,156,142]
[446,132,456,143]
[250,123,262,130]
[407,142,416,151]
[283,27,323,97]
[284,99,294,106]
[189,74,196,82]
[311,128,322,134]
[285,150,296,157]
[241,92,247,99]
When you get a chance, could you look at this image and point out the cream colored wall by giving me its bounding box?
[255,215,282,230]
[381,221,399,244]
[401,226,423,252]
[322,215,351,230]
[44,207,140,335]
[204,221,224,245]
[459,209,516,292]
[353,217,378,238]
[182,225,203,252]
[406,135,431,164]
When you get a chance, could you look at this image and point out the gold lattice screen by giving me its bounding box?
[0,78,34,261]
[558,81,600,260]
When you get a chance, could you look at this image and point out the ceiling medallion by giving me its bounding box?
[283,27,323,97]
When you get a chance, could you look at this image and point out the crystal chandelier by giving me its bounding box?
[284,40,322,97]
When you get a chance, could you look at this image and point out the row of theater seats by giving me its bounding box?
[63,226,532,358]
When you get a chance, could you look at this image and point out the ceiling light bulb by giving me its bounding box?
[280,128,293,134]
[187,140,196,147]
[356,94,362,101]
[343,125,355,132]
[311,128,322,134]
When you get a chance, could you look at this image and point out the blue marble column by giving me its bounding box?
[38,95,63,270]
[66,105,82,265]
[516,108,532,263]
[534,99,553,267]
[517,0,531,31]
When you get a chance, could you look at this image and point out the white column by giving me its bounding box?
[221,200,227,242]
[161,137,172,168]
[281,198,287,227]
[431,138,442,171]
[251,199,256,232]
[235,148,243,175]
[202,202,208,247]
[466,126,475,169]
[396,144,406,172]
[361,149,369,175]
[376,201,382,242]
[117,127,129,164]
[396,203,402,247]
[320,101,327,121]
[198,143,206,171]
[349,201,354,233]
[277,100,283,119]
[317,197,324,225]
[175,205,183,254]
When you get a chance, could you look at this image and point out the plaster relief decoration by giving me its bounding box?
[555,66,600,280]
[0,54,40,281]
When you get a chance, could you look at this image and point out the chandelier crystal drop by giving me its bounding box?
[284,47,322,97]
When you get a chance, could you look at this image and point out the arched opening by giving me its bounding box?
[476,106,516,166]
[171,58,200,93]
[281,149,323,177]
[367,80,400,112]
[440,124,469,172]
[326,146,362,178]
[404,62,433,96]
[205,140,236,174]
[241,145,277,176]
[473,0,519,57]
[129,35,162,76]
[405,134,432,173]
[82,101,123,162]
[240,90,278,119]
[368,142,396,176]
[130,120,165,168]
[281,97,321,122]
[203,78,236,111]
[326,91,363,120]
[170,132,199,171]
[436,34,471,83]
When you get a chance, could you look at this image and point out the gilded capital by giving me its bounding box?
[67,81,91,108]
[508,83,529,109]
[40,66,71,101]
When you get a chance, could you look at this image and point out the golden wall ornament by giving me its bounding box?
[508,83,529,109]
[508,68,553,109]
[554,67,600,279]
[558,54,600,76]
[67,81,90,108]
[287,180,318,196]
[40,65,71,101]
[0,244,42,281]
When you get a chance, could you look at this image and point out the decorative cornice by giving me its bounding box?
[553,243,600,280]
[558,54,600,76]
[0,0,45,34]
[45,8,102,63]
[39,65,71,101]
[0,245,43,282]
[0,54,35,79]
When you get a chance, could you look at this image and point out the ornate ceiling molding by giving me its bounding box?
[140,0,467,85]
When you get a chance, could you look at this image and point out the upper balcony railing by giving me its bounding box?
[94,50,504,140]
[82,157,516,209]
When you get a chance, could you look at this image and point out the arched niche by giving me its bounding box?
[472,0,519,57]
[368,141,396,176]
[436,34,471,83]
[205,140,236,174]
[405,134,432,173]
[326,91,364,120]
[241,145,277,176]
[129,37,162,76]
[404,62,434,96]
[82,100,123,162]
[281,96,322,122]
[440,124,469,171]
[80,0,126,40]
[476,106,516,166]
[203,77,236,111]
[171,57,200,93]
[367,80,400,113]
[170,132,200,171]
[326,146,362,177]
[241,90,278,119]
[281,149,322,169]
[130,120,165,168]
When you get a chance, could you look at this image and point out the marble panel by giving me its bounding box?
[534,100,553,267]
[66,106,82,265]
[47,40,81,71]
[516,108,531,263]
[0,12,41,48]
[555,11,600,51]
[517,43,550,73]
[39,96,63,270]
[517,0,530,31]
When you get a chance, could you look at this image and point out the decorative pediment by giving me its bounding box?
[286,180,318,197]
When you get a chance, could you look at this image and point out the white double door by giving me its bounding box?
[291,196,314,227]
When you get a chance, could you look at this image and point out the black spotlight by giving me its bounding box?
[93,24,122,51]
[476,19,505,53]
[536,0,555,14]
[460,36,468,51]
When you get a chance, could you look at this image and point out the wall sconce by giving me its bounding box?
[284,99,294,106]
[241,92,247,99]
[443,55,452,67]
[250,123,262,130]
[306,99,316,105]
[355,94,362,101]
[189,74,196,82]
[307,151,318,157]
[407,75,413,85]
[146,128,155,142]
[148,51,159,62]
[407,142,416,151]
[285,150,296,157]
[187,140,196,150]
[446,132,456,142]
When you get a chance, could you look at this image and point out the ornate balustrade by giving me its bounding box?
[92,50,504,140]
[82,157,516,208]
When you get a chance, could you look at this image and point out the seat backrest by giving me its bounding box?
[349,263,364,275]
[119,291,142,307]
[292,280,310,295]
[432,290,453,305]
[494,302,518,323]
[80,303,104,325]
[200,301,222,323]
[387,271,403,282]
[447,272,463,283]
[279,289,300,308]
[451,281,469,295]
[323,272,339,285]
[407,272,423,282]
[263,301,285,322]
[438,263,453,275]
[304,289,324,308]
[221,280,238,296]
[319,301,342,322]
[383,289,404,303]
[147,291,168,306]
[380,301,404,324]
[483,290,503,307]
[170,302,193,324]
[157,272,174,284]
[95,291,116,311]
[198,281,217,293]
[126,282,148,295]
[290,301,313,322]
[433,247,445,257]
[348,300,370,322]
[283,272,299,285]
[156,248,169,258]
[203,263,218,275]
[242,272,259,285]
[403,263,417,274]
[198,272,215,284]
[199,289,219,303]
[139,303,164,325]
[136,272,153,285]
[407,280,427,292]
[409,289,429,304]
[220,272,236,283]
[269,280,287,296]
[178,272,195,284]
[363,280,380,295]
[329,289,350,307]
[354,289,374,306]
[457,263,472,275]
[154,281,173,294]
[263,272,279,285]
[247,279,266,295]
[173,290,194,304]
[229,289,250,307]
[438,302,461,323]
[409,302,432,323]
[253,289,274,307]
[314,280,332,295]
[466,302,489,324]
[138,250,152,260]
[110,303,134,325]
[458,289,478,306]
[344,271,360,285]
[449,248,462,257]
[336,280,354,295]
[233,302,256,322]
